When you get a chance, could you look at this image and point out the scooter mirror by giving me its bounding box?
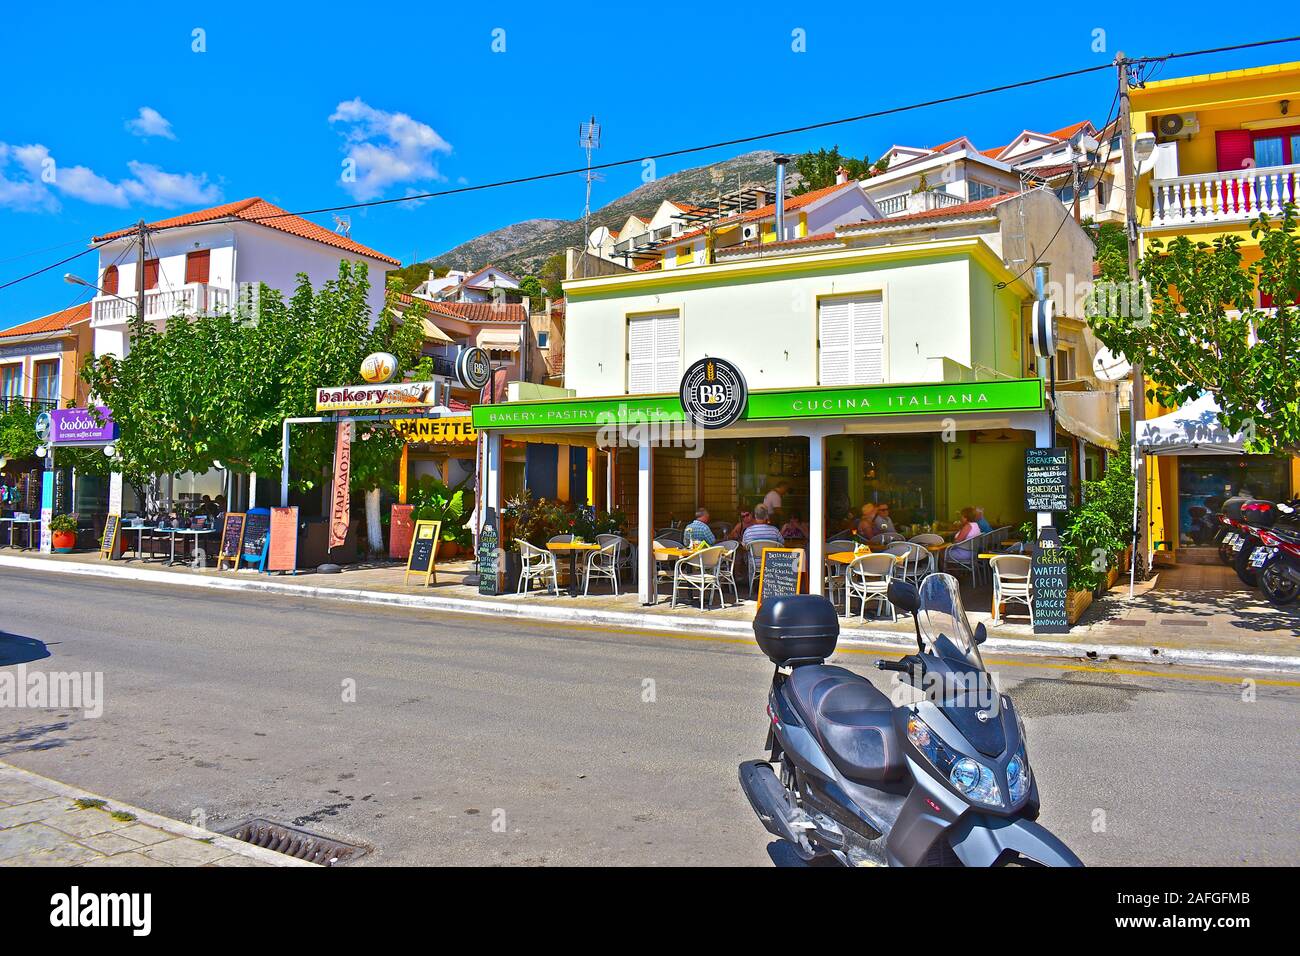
[973,621,988,645]
[887,579,920,613]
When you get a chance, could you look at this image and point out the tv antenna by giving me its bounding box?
[579,116,601,277]
[332,215,352,238]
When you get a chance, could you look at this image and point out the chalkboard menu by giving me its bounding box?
[1025,447,1070,512]
[217,513,246,570]
[99,513,120,559]
[404,519,442,587]
[756,547,804,610]
[478,512,500,596]
[266,507,299,574]
[1031,526,1070,634]
[241,509,271,571]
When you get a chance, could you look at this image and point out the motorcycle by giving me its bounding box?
[1215,495,1254,566]
[738,576,1082,867]
[1230,498,1281,586]
[1254,502,1300,606]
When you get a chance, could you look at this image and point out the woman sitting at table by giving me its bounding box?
[948,507,982,560]
[780,512,810,541]
[727,510,755,541]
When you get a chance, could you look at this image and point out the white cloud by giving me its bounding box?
[125,106,176,140]
[329,98,451,201]
[0,142,220,212]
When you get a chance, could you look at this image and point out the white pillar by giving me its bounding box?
[637,442,654,605]
[484,431,504,531]
[808,430,825,597]
[606,449,615,512]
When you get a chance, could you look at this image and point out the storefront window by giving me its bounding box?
[1177,455,1289,545]
[826,435,937,534]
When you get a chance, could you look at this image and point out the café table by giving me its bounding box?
[5,517,41,551]
[546,541,600,597]
[160,527,219,566]
[121,524,161,561]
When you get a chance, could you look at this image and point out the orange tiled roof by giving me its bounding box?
[1046,120,1092,141]
[0,302,90,339]
[393,292,526,324]
[92,198,401,266]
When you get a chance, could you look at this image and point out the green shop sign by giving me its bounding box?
[471,378,1044,430]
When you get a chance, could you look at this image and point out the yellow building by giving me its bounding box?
[1131,60,1300,553]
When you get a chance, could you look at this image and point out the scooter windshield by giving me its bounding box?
[915,573,986,671]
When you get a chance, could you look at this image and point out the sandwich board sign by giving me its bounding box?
[756,547,803,610]
[404,519,442,587]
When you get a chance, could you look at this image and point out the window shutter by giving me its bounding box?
[102,265,118,296]
[653,315,680,392]
[185,249,210,285]
[850,294,885,384]
[627,316,656,393]
[1215,130,1254,173]
[143,259,160,291]
[818,299,852,385]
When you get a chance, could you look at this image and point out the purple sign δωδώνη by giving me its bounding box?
[49,406,117,445]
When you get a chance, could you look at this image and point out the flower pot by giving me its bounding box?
[52,530,77,552]
[436,540,459,560]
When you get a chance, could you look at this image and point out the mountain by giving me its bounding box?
[426,150,800,277]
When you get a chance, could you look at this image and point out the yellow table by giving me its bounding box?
[547,541,600,596]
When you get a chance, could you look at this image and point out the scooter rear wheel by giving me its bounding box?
[1260,561,1300,606]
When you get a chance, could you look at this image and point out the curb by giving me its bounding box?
[4,553,1298,674]
[0,760,317,867]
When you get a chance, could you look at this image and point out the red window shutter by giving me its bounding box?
[102,265,118,296]
[143,259,159,291]
[185,249,210,285]
[1215,130,1254,173]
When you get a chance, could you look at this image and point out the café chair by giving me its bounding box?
[845,553,898,622]
[671,545,726,610]
[887,542,933,585]
[716,540,742,604]
[582,540,622,596]
[990,554,1034,625]
[516,540,559,596]
[909,533,945,547]
[596,533,632,582]
[869,532,906,546]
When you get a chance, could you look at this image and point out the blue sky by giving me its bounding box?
[1,3,1295,328]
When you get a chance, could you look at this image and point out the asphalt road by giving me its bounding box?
[1,566,1295,866]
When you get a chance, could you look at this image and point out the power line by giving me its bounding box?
[4,33,1299,295]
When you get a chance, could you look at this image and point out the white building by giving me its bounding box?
[88,197,400,359]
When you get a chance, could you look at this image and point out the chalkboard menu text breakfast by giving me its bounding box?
[404,519,442,587]
[217,513,246,570]
[1031,526,1070,634]
[99,513,120,560]
[756,547,803,610]
[1025,447,1071,512]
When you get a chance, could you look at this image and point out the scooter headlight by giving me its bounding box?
[1007,747,1032,804]
[908,714,1004,808]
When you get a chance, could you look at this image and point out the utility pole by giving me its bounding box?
[135,219,148,322]
[1116,51,1148,588]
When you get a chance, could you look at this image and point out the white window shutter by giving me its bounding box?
[628,316,656,393]
[851,294,885,384]
[818,299,852,385]
[654,315,680,392]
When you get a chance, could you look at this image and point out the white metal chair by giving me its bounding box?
[887,542,932,585]
[845,553,898,621]
[823,540,851,608]
[672,545,727,610]
[745,540,781,596]
[990,554,1033,625]
[582,539,622,596]
[910,533,945,547]
[943,531,985,583]
[516,539,559,595]
[596,533,631,581]
[717,540,742,604]
[870,532,906,546]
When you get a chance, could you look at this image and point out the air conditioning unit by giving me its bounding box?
[741,223,761,242]
[1155,112,1199,142]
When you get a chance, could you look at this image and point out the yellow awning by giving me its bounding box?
[421,317,455,344]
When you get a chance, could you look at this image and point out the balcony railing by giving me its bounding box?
[90,283,233,327]
[1151,164,1300,228]
[0,396,57,415]
[875,190,967,217]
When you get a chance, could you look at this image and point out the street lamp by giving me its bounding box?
[64,272,136,306]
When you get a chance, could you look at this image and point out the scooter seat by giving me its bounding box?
[785,665,905,784]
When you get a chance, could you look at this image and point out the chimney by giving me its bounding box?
[835,165,851,185]
[774,155,790,240]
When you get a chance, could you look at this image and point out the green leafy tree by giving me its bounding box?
[539,253,566,300]
[0,401,40,462]
[517,274,543,306]
[1086,220,1128,283]
[1088,207,1300,452]
[791,147,888,195]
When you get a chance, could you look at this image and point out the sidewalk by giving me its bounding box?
[3,549,1298,672]
[0,761,315,867]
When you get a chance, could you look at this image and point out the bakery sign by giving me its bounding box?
[315,381,439,413]
[393,416,478,445]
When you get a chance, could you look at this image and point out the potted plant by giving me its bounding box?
[408,475,472,560]
[49,513,79,552]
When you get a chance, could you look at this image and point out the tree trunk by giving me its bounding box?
[365,487,383,556]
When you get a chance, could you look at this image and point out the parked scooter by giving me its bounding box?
[1254,502,1300,606]
[738,577,1082,867]
[1230,498,1281,586]
[1215,495,1255,565]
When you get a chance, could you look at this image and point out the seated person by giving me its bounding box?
[949,508,982,559]
[727,510,755,541]
[741,505,785,549]
[974,506,993,535]
[780,512,810,540]
[683,508,716,546]
[874,502,897,535]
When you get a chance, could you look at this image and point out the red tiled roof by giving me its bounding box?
[635,259,661,272]
[92,198,401,266]
[0,303,90,339]
[1047,120,1092,141]
[393,293,526,324]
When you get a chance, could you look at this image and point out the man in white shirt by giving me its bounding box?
[762,482,788,517]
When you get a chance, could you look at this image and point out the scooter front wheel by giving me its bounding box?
[1260,560,1300,606]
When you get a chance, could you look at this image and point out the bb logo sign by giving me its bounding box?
[680,357,747,430]
[455,346,492,390]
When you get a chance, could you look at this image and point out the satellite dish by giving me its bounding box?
[1092,347,1132,382]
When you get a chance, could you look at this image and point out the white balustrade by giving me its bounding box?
[1152,164,1299,228]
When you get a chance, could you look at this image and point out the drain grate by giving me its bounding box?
[221,819,365,866]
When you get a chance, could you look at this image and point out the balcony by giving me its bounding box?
[1150,164,1299,229]
[90,283,232,327]
[875,190,967,218]
[0,396,56,415]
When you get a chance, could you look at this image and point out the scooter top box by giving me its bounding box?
[753,595,839,666]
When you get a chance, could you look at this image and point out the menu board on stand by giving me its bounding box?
[99,514,120,560]
[756,547,804,610]
[266,507,299,574]
[216,513,246,571]
[404,519,442,587]
[1031,526,1070,634]
[241,508,271,571]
